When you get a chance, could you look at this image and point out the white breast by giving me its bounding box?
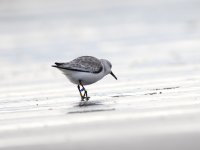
[60,69,105,85]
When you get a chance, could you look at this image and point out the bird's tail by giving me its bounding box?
[52,62,64,67]
[55,62,64,66]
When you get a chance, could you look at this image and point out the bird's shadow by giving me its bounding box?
[67,100,115,114]
[68,107,115,114]
[76,100,103,107]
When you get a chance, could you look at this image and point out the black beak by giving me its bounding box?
[110,71,117,80]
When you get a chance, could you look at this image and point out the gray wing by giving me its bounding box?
[54,56,103,73]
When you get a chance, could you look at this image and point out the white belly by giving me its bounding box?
[60,69,105,85]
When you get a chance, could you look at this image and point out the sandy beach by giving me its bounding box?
[0,0,200,149]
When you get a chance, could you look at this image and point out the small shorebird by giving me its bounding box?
[52,56,117,101]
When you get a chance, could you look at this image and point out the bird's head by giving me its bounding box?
[101,59,117,80]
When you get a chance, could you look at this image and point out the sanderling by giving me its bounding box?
[52,56,117,101]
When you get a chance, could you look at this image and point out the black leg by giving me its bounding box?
[79,80,90,101]
[77,85,84,101]
[84,90,90,101]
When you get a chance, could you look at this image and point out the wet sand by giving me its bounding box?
[0,0,200,149]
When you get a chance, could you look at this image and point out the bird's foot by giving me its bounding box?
[81,96,90,101]
[85,96,90,101]
[81,97,85,101]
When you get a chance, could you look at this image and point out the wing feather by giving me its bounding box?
[54,56,102,73]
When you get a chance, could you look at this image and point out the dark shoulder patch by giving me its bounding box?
[54,56,103,73]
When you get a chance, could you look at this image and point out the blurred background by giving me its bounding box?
[0,0,200,149]
[0,0,200,86]
[1,0,200,68]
